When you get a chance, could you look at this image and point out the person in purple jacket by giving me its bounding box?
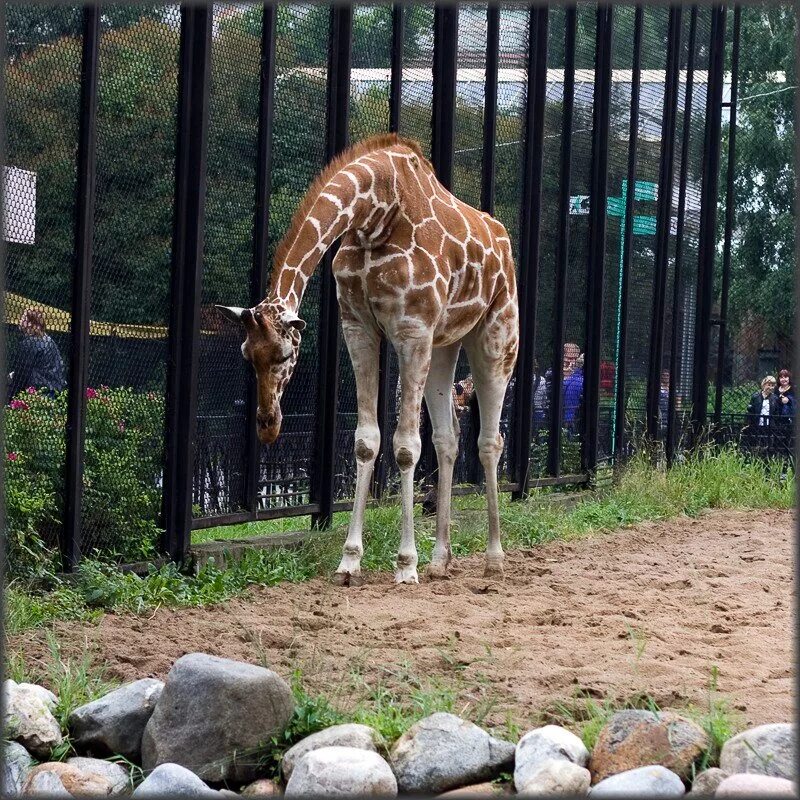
[563,353,584,435]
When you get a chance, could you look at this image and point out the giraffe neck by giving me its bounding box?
[268,158,394,313]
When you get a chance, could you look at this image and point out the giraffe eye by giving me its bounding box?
[274,352,291,365]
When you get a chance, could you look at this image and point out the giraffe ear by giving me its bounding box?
[215,305,251,326]
[278,311,306,333]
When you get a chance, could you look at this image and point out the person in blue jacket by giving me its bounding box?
[563,353,584,434]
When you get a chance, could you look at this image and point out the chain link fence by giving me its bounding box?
[4,3,789,574]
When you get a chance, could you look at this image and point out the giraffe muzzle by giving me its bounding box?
[257,408,281,444]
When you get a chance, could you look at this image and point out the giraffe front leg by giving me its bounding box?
[333,321,380,587]
[392,336,432,585]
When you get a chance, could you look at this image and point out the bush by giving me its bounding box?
[5,386,164,575]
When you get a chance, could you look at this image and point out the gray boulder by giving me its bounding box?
[4,680,63,759]
[514,725,589,792]
[719,723,795,780]
[390,712,515,794]
[2,741,35,796]
[69,678,163,763]
[516,758,590,795]
[241,778,282,796]
[16,684,57,712]
[282,723,384,782]
[132,764,219,798]
[715,773,796,797]
[67,757,130,795]
[284,745,397,797]
[590,765,685,797]
[141,653,294,783]
[23,762,114,796]
[688,767,729,796]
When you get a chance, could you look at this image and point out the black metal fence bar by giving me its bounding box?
[583,5,613,474]
[373,3,404,500]
[511,6,548,499]
[714,5,741,425]
[62,6,100,570]
[667,6,698,464]
[646,8,682,441]
[691,5,727,442]
[311,6,352,529]
[613,5,643,462]
[246,5,277,516]
[547,7,577,479]
[162,6,213,562]
[480,5,499,216]
[431,5,458,190]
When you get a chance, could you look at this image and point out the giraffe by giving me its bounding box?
[218,133,519,584]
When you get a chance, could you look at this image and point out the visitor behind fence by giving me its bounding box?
[563,353,584,433]
[746,375,780,429]
[775,369,795,421]
[7,308,67,401]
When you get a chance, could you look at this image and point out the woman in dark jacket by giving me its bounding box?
[775,369,795,420]
[746,375,781,430]
[8,308,66,400]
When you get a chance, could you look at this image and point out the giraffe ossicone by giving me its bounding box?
[220,132,519,583]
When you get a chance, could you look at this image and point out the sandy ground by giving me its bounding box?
[9,508,794,731]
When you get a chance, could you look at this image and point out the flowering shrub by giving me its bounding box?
[5,386,165,576]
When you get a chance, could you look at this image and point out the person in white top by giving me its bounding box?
[747,375,780,429]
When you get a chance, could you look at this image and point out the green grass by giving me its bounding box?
[5,446,793,635]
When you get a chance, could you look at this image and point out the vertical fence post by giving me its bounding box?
[691,5,726,445]
[646,8,682,442]
[311,6,352,529]
[613,5,643,464]
[667,7,698,465]
[245,5,277,516]
[431,5,458,190]
[714,5,741,425]
[0,3,6,570]
[548,7,576,479]
[374,4,404,500]
[583,5,613,475]
[511,6,548,500]
[62,6,100,570]
[481,5,499,216]
[162,6,212,562]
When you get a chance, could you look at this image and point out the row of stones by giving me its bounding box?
[4,652,796,797]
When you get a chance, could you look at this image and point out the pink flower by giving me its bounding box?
[86,387,98,399]
[10,399,29,411]
[118,422,126,433]
[26,386,36,394]
[7,452,18,461]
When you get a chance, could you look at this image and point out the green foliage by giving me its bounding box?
[4,386,164,576]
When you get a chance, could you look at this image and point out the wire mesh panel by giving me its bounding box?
[559,5,595,474]
[400,5,435,157]
[259,4,329,511]
[80,5,180,560]
[334,5,393,501]
[4,6,82,573]
[192,4,262,519]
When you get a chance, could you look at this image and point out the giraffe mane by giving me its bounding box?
[268,132,426,298]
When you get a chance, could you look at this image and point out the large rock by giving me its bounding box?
[719,723,795,780]
[688,767,729,796]
[141,653,294,783]
[132,764,220,798]
[16,684,57,711]
[514,758,590,796]
[589,710,709,783]
[282,723,384,782]
[437,782,503,796]
[590,765,686,797]
[23,762,113,796]
[22,770,72,797]
[4,680,64,759]
[69,678,163,763]
[390,713,515,794]
[514,725,589,792]
[67,757,130,795]
[2,741,35,796]
[716,773,796,797]
[284,745,397,797]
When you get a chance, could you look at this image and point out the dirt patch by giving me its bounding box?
[10,509,794,731]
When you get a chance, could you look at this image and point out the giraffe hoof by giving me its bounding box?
[426,562,451,580]
[394,566,419,585]
[331,571,364,587]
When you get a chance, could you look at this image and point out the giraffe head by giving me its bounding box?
[216,301,306,444]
